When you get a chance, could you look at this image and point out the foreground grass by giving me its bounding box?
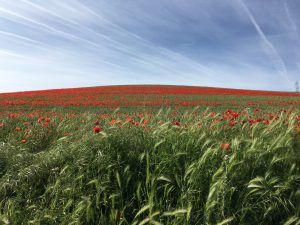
[0,109,299,224]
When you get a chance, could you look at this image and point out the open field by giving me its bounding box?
[0,85,300,225]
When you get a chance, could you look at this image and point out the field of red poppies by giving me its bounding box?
[0,85,300,225]
[1,85,300,108]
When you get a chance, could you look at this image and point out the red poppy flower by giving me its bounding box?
[94,126,101,133]
[21,139,26,143]
[94,121,99,125]
[174,121,180,126]
[229,122,236,127]
[232,112,239,117]
[249,119,256,125]
[220,143,230,152]
[15,127,21,131]
[143,119,150,125]
[38,117,45,123]
[256,118,263,122]
[109,119,115,125]
[0,124,4,127]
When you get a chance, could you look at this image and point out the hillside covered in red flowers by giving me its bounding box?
[1,85,300,107]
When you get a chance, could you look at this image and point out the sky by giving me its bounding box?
[0,0,299,93]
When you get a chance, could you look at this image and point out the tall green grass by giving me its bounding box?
[0,109,299,224]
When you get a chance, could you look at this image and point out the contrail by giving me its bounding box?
[0,49,34,59]
[0,30,42,45]
[237,0,291,84]
[1,1,220,85]
[74,0,220,81]
[20,0,139,56]
[0,6,101,48]
[282,0,297,32]
[7,1,197,80]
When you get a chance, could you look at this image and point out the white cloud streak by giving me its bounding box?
[0,0,220,89]
[282,0,297,32]
[237,0,291,85]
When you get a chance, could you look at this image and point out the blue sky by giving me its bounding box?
[0,0,299,92]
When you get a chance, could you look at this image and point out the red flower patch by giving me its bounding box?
[220,143,230,152]
[94,126,101,133]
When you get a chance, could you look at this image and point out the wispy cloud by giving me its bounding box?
[0,49,34,59]
[282,0,297,32]
[237,0,291,85]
